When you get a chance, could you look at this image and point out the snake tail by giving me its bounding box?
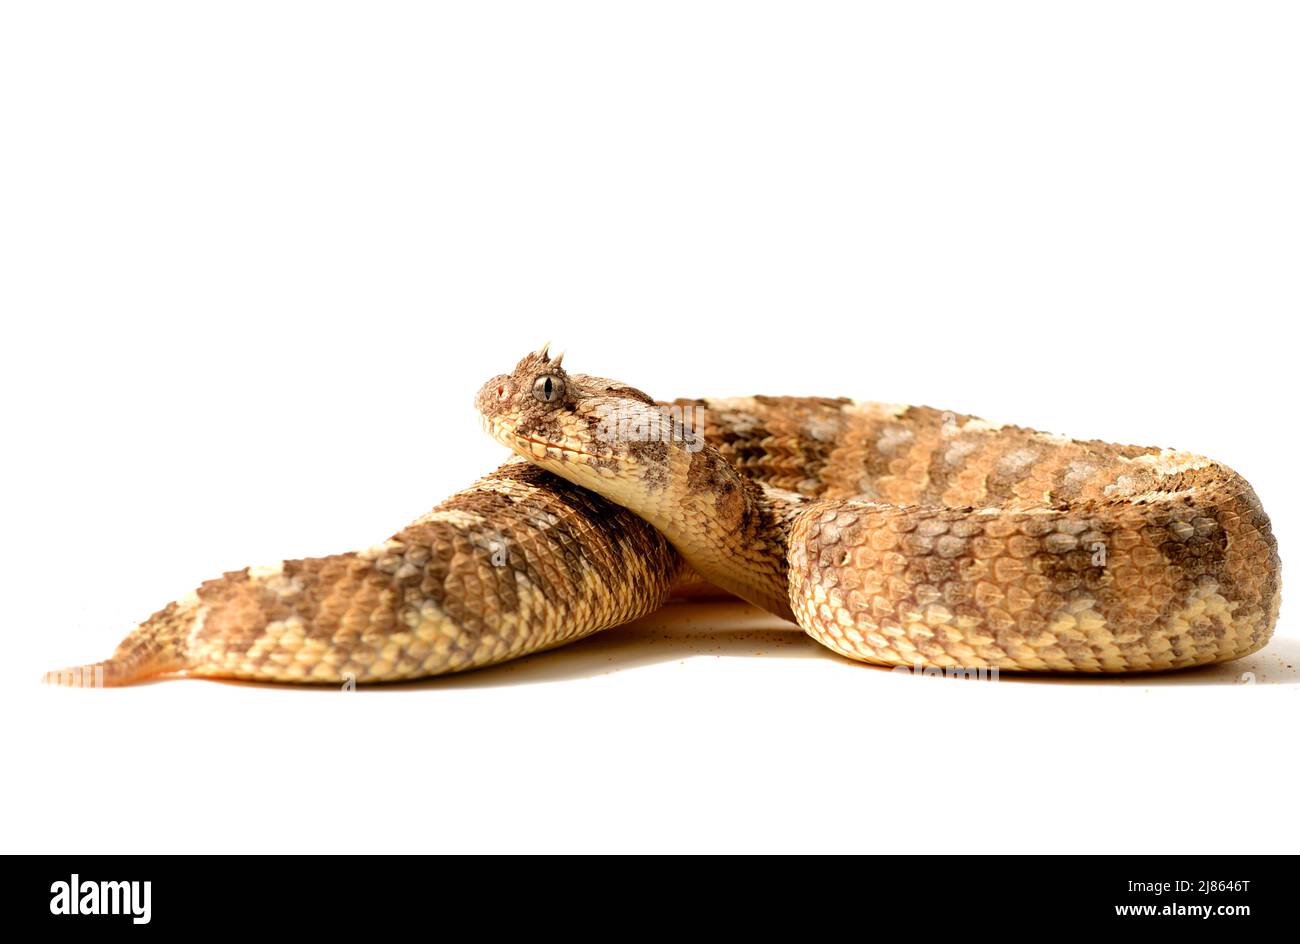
[43,600,194,687]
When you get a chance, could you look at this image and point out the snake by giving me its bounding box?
[45,345,1281,685]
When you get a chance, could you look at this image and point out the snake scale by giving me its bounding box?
[45,346,1280,685]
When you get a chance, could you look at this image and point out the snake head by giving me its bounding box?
[476,346,683,493]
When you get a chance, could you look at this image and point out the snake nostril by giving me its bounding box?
[498,386,506,400]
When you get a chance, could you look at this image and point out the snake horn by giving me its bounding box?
[536,340,552,361]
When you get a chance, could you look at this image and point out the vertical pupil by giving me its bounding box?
[544,377,553,398]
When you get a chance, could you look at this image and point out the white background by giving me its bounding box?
[2,2,1296,853]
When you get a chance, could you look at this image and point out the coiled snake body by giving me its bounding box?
[46,347,1280,685]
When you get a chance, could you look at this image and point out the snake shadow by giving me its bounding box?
[366,600,1300,691]
[390,600,818,690]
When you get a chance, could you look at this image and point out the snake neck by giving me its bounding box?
[569,438,797,621]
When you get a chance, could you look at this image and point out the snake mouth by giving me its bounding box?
[484,417,616,465]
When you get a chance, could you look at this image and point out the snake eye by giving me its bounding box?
[532,373,565,405]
